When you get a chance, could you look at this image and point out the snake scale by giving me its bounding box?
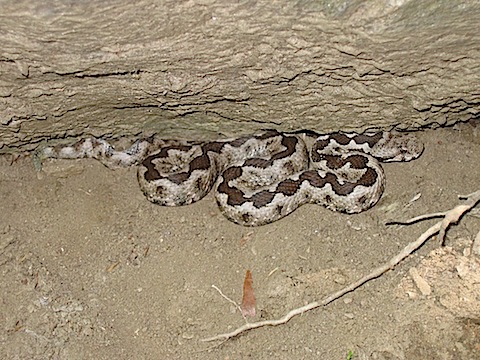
[34,130,423,226]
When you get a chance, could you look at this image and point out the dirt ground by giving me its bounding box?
[1,125,479,360]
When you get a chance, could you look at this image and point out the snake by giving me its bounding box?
[34,130,423,226]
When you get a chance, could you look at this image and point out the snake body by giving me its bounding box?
[36,130,423,226]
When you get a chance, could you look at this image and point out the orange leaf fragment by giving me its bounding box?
[241,270,256,317]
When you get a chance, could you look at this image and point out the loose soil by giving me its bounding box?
[1,125,479,359]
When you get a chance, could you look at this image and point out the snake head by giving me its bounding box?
[377,133,424,162]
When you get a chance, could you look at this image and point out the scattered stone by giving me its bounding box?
[408,267,431,296]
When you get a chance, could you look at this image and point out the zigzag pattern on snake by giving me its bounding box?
[35,130,423,226]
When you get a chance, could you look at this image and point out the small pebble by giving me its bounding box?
[472,230,480,256]
[409,267,431,296]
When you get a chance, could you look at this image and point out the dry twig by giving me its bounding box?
[202,190,480,342]
[211,285,243,315]
[385,212,446,225]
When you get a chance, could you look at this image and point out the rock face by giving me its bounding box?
[1,1,479,152]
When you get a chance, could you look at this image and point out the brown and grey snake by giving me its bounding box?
[34,130,423,226]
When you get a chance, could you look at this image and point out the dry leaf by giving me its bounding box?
[241,270,256,317]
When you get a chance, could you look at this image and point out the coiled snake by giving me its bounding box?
[34,130,423,226]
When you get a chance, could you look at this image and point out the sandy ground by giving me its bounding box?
[1,125,480,360]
